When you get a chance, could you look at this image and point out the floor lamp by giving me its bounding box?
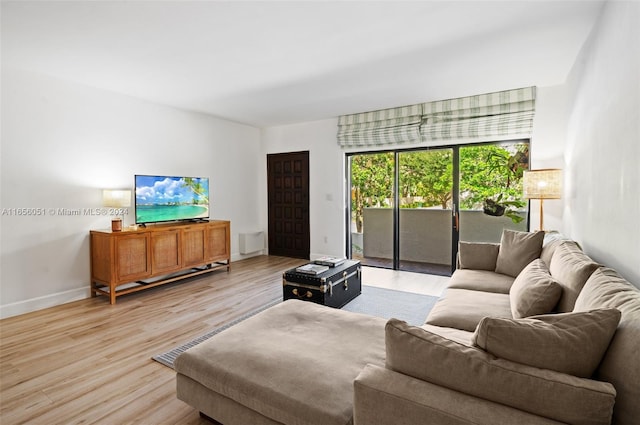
[523,169,562,231]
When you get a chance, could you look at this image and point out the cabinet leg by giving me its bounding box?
[110,285,116,305]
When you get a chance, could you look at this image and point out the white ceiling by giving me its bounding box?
[2,1,605,127]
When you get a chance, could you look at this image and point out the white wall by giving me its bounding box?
[564,0,640,287]
[260,119,345,260]
[530,85,568,232]
[0,68,262,317]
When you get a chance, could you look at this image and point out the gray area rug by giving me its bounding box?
[153,286,438,369]
[342,285,438,326]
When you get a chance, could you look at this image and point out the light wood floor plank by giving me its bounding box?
[0,255,446,424]
[1,255,302,425]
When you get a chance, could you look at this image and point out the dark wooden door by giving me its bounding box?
[267,151,310,259]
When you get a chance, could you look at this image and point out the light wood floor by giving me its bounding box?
[0,255,448,425]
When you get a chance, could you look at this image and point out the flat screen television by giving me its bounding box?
[134,175,209,225]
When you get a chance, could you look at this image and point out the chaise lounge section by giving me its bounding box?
[175,300,387,425]
[175,230,640,425]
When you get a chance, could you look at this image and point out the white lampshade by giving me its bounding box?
[102,189,132,208]
[523,169,562,200]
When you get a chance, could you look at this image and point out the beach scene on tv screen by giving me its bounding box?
[135,176,209,223]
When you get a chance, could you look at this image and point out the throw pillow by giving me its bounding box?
[549,241,600,312]
[384,319,616,425]
[509,259,562,318]
[472,308,621,378]
[457,242,500,270]
[495,230,545,277]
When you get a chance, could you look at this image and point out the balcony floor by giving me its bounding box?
[354,254,452,277]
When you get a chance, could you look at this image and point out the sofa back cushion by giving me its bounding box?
[540,231,575,267]
[472,309,621,378]
[510,259,562,318]
[574,267,640,425]
[495,230,545,277]
[540,239,562,268]
[549,241,599,312]
[457,242,500,270]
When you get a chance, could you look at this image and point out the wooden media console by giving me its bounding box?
[90,220,230,304]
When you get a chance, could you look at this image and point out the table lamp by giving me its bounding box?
[103,189,132,231]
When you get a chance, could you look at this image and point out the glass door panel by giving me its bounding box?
[458,143,529,243]
[397,149,454,275]
[349,152,395,269]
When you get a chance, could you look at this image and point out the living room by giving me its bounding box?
[1,0,639,424]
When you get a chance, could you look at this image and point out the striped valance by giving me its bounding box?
[337,104,422,147]
[337,87,536,148]
[421,87,536,144]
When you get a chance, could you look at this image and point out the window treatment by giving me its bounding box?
[337,104,422,147]
[420,87,536,144]
[337,87,536,148]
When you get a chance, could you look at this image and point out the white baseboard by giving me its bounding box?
[1,254,266,319]
[231,250,265,262]
[0,287,90,319]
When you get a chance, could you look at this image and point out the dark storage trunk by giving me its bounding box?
[283,260,361,308]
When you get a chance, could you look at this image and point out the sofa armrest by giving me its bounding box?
[457,242,500,270]
[385,319,616,425]
[354,364,565,425]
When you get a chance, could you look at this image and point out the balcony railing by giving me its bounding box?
[354,208,526,268]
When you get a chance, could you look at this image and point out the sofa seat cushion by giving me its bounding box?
[495,230,545,277]
[425,288,512,332]
[510,259,562,318]
[174,300,386,425]
[574,267,640,425]
[472,309,621,378]
[385,319,617,425]
[549,241,599,312]
[448,269,515,294]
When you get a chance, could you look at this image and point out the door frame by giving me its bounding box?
[345,139,530,274]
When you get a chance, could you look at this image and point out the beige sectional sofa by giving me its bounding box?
[175,231,640,425]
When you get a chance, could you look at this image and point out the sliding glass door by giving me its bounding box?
[349,152,395,268]
[397,149,453,274]
[348,141,529,276]
[348,149,454,275]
